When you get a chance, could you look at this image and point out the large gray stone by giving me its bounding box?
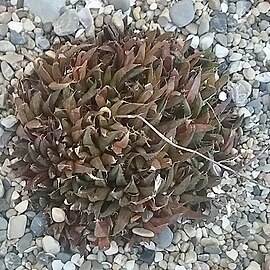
[170,0,195,28]
[53,10,80,36]
[24,0,66,23]
[108,0,130,12]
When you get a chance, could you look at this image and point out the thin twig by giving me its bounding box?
[116,114,270,189]
[116,114,242,178]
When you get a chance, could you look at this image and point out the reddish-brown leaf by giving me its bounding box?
[113,207,132,236]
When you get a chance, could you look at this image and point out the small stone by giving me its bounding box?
[7,215,27,239]
[175,266,187,270]
[139,248,155,265]
[112,12,124,33]
[257,2,270,14]
[132,228,154,238]
[209,0,221,10]
[201,237,219,247]
[56,253,72,264]
[0,12,11,24]
[229,53,242,62]
[0,40,15,52]
[0,24,8,36]
[193,262,210,270]
[236,1,252,17]
[0,199,9,212]
[0,52,24,65]
[190,35,199,49]
[23,18,35,31]
[71,253,84,267]
[238,107,251,118]
[114,254,127,266]
[108,0,130,12]
[0,261,5,270]
[226,249,238,261]
[35,35,50,50]
[215,33,227,46]
[52,207,65,223]
[169,0,195,28]
[262,224,270,237]
[1,115,17,128]
[198,14,210,36]
[256,72,270,83]
[95,15,103,28]
[185,250,197,263]
[212,225,222,235]
[14,200,28,213]
[0,216,7,230]
[0,179,4,198]
[229,81,251,107]
[42,235,61,254]
[9,30,28,45]
[63,261,76,270]
[204,245,221,254]
[7,21,23,33]
[104,240,118,255]
[199,33,214,50]
[17,233,33,253]
[183,224,196,238]
[4,253,21,270]
[154,226,173,249]
[53,10,80,36]
[245,261,261,270]
[243,68,255,80]
[1,61,14,81]
[52,260,64,270]
[30,212,48,236]
[154,252,163,262]
[215,44,229,58]
[210,12,227,33]
[125,260,135,270]
[79,261,92,270]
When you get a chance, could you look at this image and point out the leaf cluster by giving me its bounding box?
[13,29,240,252]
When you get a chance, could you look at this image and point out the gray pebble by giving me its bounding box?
[30,212,48,237]
[17,233,33,253]
[9,30,28,45]
[4,253,21,270]
[210,13,228,33]
[169,0,195,28]
[0,24,8,37]
[209,0,221,11]
[35,35,50,50]
[0,217,7,230]
[108,0,130,12]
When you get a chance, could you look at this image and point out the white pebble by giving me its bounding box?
[215,44,229,58]
[14,200,29,214]
[42,236,60,254]
[150,3,157,10]
[63,261,75,270]
[52,207,65,223]
[226,249,238,261]
[219,91,227,101]
[7,21,23,33]
[104,240,118,255]
[52,260,64,270]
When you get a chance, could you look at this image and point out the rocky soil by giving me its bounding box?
[0,0,269,269]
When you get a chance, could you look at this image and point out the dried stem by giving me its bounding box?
[116,114,270,189]
[116,114,241,177]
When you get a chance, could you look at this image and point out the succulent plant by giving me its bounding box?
[13,28,240,253]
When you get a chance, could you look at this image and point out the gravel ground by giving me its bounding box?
[0,0,270,269]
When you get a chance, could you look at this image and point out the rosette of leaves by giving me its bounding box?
[13,29,240,252]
